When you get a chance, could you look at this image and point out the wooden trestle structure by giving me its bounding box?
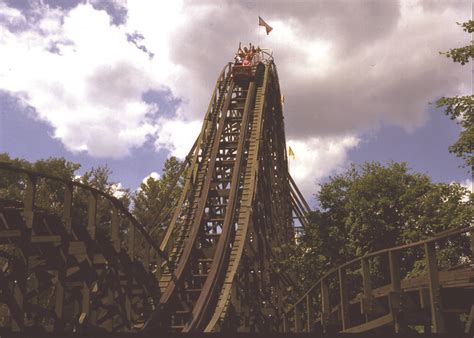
[0,53,472,335]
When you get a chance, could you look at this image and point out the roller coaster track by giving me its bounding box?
[0,54,472,335]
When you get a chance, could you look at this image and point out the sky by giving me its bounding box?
[0,0,472,205]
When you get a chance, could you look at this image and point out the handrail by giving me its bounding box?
[285,225,472,314]
[0,162,168,262]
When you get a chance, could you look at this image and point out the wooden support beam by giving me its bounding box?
[54,270,65,331]
[419,287,431,333]
[465,305,474,334]
[87,192,97,240]
[111,204,120,252]
[305,293,314,332]
[144,241,150,272]
[388,250,404,333]
[321,279,330,332]
[388,250,401,291]
[470,229,474,267]
[128,223,135,260]
[23,174,36,229]
[425,241,445,333]
[282,313,289,332]
[294,303,302,332]
[81,282,91,326]
[63,183,73,234]
[361,257,372,319]
[11,264,26,331]
[102,284,114,332]
[338,267,350,330]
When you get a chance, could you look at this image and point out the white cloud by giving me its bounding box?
[142,171,160,184]
[111,182,126,198]
[287,136,360,199]
[0,0,470,193]
[154,118,201,159]
[0,3,167,157]
[459,179,473,193]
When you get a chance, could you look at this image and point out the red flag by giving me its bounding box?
[258,16,273,35]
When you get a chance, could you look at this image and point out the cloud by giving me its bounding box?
[111,181,126,198]
[0,0,470,192]
[459,179,473,193]
[142,171,160,184]
[153,118,201,159]
[287,136,360,199]
[0,3,164,157]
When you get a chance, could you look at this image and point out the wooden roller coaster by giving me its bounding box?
[0,51,472,335]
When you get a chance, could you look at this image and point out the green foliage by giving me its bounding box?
[132,156,183,241]
[0,153,81,211]
[436,95,474,167]
[282,162,473,292]
[437,20,473,168]
[440,21,474,65]
[0,153,131,241]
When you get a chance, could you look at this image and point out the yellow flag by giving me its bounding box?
[258,16,273,35]
[281,95,285,105]
[288,146,295,159]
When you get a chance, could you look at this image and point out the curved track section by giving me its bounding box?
[0,163,166,332]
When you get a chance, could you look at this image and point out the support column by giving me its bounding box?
[425,242,445,333]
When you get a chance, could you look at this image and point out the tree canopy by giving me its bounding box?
[132,156,184,241]
[437,20,474,169]
[282,162,473,291]
[0,152,184,245]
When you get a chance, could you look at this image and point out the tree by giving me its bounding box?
[0,153,131,239]
[0,153,81,211]
[437,20,474,169]
[282,162,473,291]
[132,156,184,242]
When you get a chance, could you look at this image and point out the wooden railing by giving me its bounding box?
[0,162,167,265]
[283,226,473,334]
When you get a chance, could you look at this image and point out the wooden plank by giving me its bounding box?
[93,254,106,265]
[68,241,87,255]
[0,229,21,238]
[30,235,62,244]
[343,313,394,333]
[425,241,445,333]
